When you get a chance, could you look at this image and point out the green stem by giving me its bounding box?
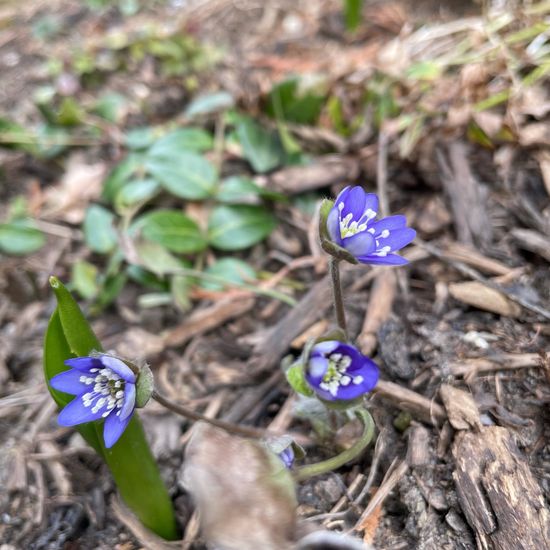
[293,408,375,482]
[329,257,347,338]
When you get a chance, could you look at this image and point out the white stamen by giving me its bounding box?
[353,375,364,385]
[380,229,390,238]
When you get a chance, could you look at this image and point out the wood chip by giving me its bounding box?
[453,427,550,549]
[163,295,255,348]
[439,384,481,431]
[406,424,431,467]
[357,271,396,356]
[448,280,522,317]
[443,242,512,276]
[374,380,447,426]
[511,228,550,263]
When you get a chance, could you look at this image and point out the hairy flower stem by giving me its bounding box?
[293,408,375,482]
[329,257,348,339]
[152,390,277,439]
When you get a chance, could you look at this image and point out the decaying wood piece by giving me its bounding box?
[249,275,333,373]
[267,156,359,195]
[443,242,512,276]
[163,296,255,348]
[357,271,397,356]
[439,384,481,431]
[374,380,447,426]
[448,280,522,317]
[448,352,542,377]
[453,427,550,550]
[511,228,550,262]
[437,142,492,248]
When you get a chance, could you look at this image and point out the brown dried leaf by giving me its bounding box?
[448,281,521,317]
[182,422,297,550]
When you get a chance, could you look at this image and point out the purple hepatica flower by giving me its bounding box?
[278,445,295,469]
[326,186,416,265]
[305,341,379,402]
[50,354,136,448]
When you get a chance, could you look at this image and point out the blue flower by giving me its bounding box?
[326,186,416,265]
[278,445,295,469]
[305,341,379,402]
[50,354,137,448]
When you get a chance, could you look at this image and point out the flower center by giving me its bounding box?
[80,367,126,417]
[338,203,377,239]
[319,352,364,397]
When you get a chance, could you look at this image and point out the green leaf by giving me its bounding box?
[57,97,84,126]
[267,78,325,125]
[71,260,99,300]
[235,117,285,173]
[148,128,213,155]
[94,92,127,123]
[0,220,45,255]
[45,278,178,540]
[184,91,235,118]
[114,178,160,211]
[216,175,285,203]
[134,240,187,276]
[285,362,314,397]
[344,0,363,32]
[43,309,104,454]
[138,210,207,254]
[208,205,277,251]
[102,154,144,202]
[83,205,118,254]
[126,265,169,291]
[124,127,157,150]
[145,151,217,200]
[170,274,192,311]
[201,258,256,290]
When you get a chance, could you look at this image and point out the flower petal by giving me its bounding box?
[339,186,367,220]
[50,369,90,396]
[342,231,376,257]
[357,253,409,266]
[383,227,416,252]
[370,215,407,235]
[333,186,351,209]
[103,411,133,448]
[326,206,342,244]
[311,340,340,356]
[359,193,379,222]
[99,355,136,383]
[57,395,105,426]
[306,356,329,384]
[64,356,103,372]
[119,383,136,421]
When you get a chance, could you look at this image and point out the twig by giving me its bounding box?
[417,238,550,320]
[377,130,390,217]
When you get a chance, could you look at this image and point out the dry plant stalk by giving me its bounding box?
[448,280,522,317]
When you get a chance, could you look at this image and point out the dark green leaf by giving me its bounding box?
[148,128,213,155]
[267,78,325,125]
[138,210,207,254]
[83,205,118,254]
[216,175,285,203]
[115,178,159,211]
[102,154,145,202]
[208,205,277,251]
[0,219,45,255]
[145,151,217,200]
[344,0,363,32]
[126,265,169,291]
[201,258,256,290]
[235,117,284,173]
